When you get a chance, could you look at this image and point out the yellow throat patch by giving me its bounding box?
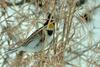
[47,21,55,30]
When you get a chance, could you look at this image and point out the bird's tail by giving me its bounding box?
[4,47,19,55]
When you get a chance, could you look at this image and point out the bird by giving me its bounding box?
[7,13,55,53]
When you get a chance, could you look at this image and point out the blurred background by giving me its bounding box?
[0,0,100,67]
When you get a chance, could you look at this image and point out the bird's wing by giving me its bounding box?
[21,26,46,47]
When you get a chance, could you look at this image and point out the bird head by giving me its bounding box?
[47,20,55,30]
[44,13,55,30]
[44,13,55,35]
